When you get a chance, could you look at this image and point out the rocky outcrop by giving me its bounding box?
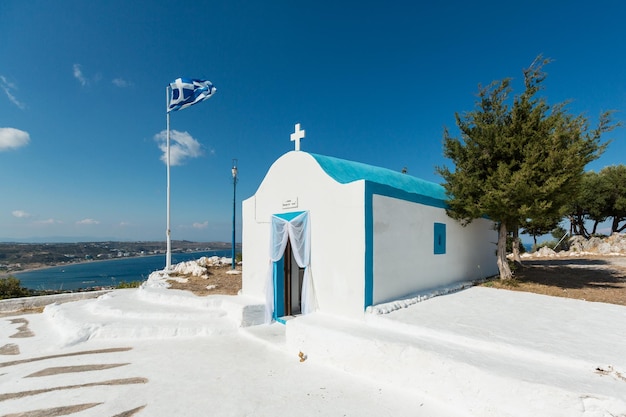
[523,233,626,258]
[568,233,626,254]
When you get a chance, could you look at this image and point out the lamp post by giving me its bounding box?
[231,159,238,270]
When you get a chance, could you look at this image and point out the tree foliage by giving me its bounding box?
[437,57,616,279]
[568,165,626,236]
[603,165,626,233]
[521,215,562,245]
[0,276,31,300]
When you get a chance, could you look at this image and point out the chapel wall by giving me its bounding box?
[241,152,368,318]
[371,195,498,304]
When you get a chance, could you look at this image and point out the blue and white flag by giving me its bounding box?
[168,78,216,112]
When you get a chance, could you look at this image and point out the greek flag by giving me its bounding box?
[168,78,216,112]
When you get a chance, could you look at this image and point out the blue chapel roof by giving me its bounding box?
[309,153,448,202]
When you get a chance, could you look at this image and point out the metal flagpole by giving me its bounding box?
[163,78,215,271]
[231,159,238,270]
[166,86,172,271]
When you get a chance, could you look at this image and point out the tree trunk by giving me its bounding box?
[497,222,513,280]
[571,213,589,238]
[577,219,588,238]
[511,226,522,264]
[570,215,581,236]
[612,217,620,234]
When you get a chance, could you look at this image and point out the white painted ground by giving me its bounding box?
[1,265,625,417]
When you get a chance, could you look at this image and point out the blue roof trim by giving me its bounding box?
[309,153,447,203]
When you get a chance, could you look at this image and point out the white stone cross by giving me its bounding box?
[290,123,305,151]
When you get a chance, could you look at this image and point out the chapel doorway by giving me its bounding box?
[283,239,305,316]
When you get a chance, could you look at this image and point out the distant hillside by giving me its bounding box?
[0,241,239,274]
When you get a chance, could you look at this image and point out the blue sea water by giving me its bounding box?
[14,250,230,291]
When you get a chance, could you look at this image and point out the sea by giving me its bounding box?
[14,250,231,291]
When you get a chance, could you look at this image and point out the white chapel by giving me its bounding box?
[241,125,498,322]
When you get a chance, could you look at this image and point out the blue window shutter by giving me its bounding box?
[434,223,446,255]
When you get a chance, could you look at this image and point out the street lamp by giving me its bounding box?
[231,159,238,270]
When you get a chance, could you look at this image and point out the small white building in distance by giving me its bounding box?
[241,126,498,322]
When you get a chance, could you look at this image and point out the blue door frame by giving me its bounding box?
[273,256,285,321]
[271,211,305,323]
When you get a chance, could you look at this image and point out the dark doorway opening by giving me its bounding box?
[283,239,305,316]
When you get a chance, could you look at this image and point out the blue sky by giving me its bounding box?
[1,0,625,243]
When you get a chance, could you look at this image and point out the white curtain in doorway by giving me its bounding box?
[264,211,316,323]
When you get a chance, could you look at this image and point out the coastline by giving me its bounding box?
[2,249,226,277]
[0,240,238,277]
[5,250,234,294]
[6,253,161,275]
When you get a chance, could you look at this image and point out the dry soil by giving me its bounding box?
[484,256,626,306]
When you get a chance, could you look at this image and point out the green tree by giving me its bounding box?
[521,215,562,246]
[0,276,31,299]
[567,166,626,236]
[567,171,607,237]
[437,57,616,279]
[600,165,626,233]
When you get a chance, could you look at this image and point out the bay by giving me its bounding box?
[14,250,231,291]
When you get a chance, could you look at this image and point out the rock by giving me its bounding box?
[585,237,604,251]
[196,256,232,267]
[546,233,626,257]
[536,246,557,257]
[172,260,208,277]
[568,235,587,253]
[608,233,626,252]
[596,242,612,254]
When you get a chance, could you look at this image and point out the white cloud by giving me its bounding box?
[112,78,132,87]
[73,64,88,86]
[193,221,209,229]
[154,130,203,166]
[0,127,30,151]
[0,75,26,109]
[76,218,100,225]
[35,218,62,225]
[12,210,31,218]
